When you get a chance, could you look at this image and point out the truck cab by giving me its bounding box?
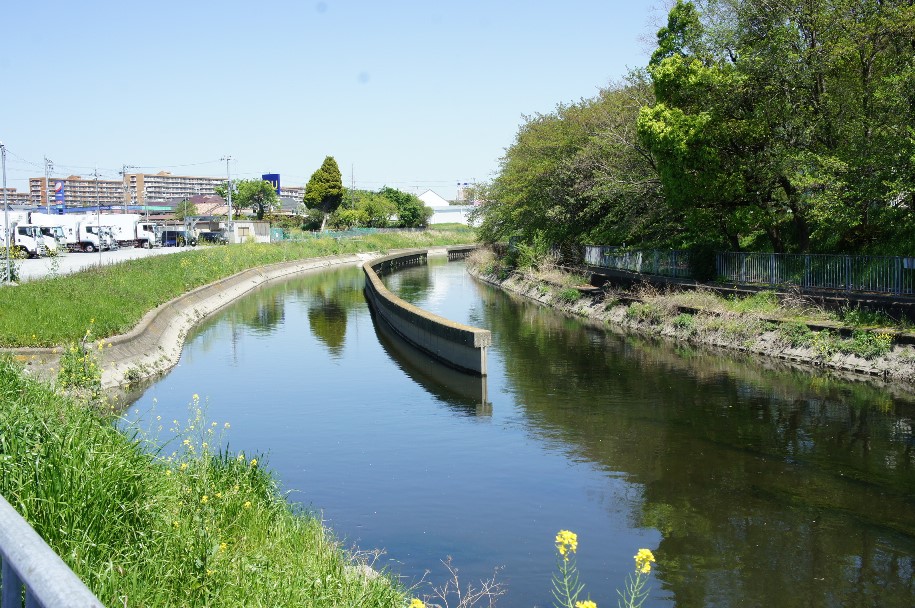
[1,223,47,258]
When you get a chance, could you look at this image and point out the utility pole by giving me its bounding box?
[120,164,136,214]
[44,157,54,214]
[95,166,102,266]
[221,156,233,239]
[2,142,10,284]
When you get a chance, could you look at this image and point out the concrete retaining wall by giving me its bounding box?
[363,250,491,375]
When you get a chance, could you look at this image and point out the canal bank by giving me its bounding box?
[4,247,474,391]
[466,261,915,391]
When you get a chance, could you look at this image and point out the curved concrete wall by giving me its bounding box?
[362,249,491,375]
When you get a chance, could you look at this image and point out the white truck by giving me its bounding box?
[101,213,156,248]
[0,218,47,258]
[31,213,104,253]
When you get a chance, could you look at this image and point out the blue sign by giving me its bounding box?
[262,173,281,195]
[53,180,65,203]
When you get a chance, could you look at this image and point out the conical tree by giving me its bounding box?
[303,156,344,231]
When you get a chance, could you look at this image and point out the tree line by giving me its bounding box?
[474,0,915,255]
[212,156,434,231]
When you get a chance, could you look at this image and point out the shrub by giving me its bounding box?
[845,331,893,360]
[673,313,695,332]
[778,321,814,348]
[557,288,580,303]
[625,302,662,324]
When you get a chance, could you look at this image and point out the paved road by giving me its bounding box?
[15,246,194,282]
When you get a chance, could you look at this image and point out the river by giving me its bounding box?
[123,257,915,607]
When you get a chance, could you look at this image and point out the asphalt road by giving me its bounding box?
[15,246,194,282]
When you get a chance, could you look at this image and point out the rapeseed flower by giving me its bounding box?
[201,495,209,504]
[575,602,597,608]
[634,548,655,574]
[250,458,257,467]
[555,529,578,556]
[409,600,425,608]
[243,501,252,509]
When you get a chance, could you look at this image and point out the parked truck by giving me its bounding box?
[30,213,104,253]
[0,218,47,258]
[101,214,156,248]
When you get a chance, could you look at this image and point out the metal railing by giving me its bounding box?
[716,252,915,295]
[584,245,915,296]
[585,246,692,279]
[0,494,102,608]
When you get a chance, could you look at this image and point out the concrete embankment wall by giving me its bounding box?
[362,249,491,375]
[5,253,373,389]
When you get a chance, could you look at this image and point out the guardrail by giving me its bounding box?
[0,493,102,607]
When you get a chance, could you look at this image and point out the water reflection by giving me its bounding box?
[476,283,915,608]
[304,271,364,358]
[368,304,490,414]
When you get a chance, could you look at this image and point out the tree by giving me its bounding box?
[173,199,198,221]
[235,179,279,220]
[378,187,434,228]
[303,156,344,230]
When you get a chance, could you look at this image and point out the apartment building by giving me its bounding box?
[29,175,123,207]
[30,171,302,207]
[0,188,33,205]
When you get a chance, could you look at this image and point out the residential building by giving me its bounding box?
[30,171,304,208]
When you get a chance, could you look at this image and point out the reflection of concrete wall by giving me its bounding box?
[362,250,491,375]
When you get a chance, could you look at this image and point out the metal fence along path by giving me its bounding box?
[585,245,915,296]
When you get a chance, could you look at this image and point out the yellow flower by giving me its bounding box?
[165,470,172,476]
[575,602,597,608]
[201,495,209,504]
[202,442,208,450]
[215,492,222,499]
[90,318,95,324]
[250,458,257,467]
[243,501,252,509]
[409,600,425,608]
[172,521,179,528]
[206,569,214,576]
[192,393,199,401]
[634,548,655,574]
[180,462,188,471]
[219,542,227,551]
[237,453,245,461]
[555,530,578,556]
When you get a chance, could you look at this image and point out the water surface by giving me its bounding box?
[124,258,915,607]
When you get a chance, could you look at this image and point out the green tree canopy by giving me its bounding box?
[173,199,198,221]
[303,156,344,230]
[232,179,280,220]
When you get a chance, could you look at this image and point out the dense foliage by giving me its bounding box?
[476,0,915,255]
[327,186,433,229]
[216,179,281,220]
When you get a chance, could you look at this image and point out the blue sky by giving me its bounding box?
[1,1,662,199]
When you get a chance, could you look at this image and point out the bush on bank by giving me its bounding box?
[0,229,474,347]
[0,357,405,606]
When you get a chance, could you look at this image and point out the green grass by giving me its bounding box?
[0,358,406,606]
[0,230,474,347]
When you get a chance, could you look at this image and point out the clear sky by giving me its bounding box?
[1,1,662,200]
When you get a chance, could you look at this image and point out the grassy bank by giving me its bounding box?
[469,248,915,384]
[0,357,405,606]
[0,228,474,347]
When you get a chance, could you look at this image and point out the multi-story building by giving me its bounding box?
[0,188,33,205]
[29,176,123,207]
[30,171,303,208]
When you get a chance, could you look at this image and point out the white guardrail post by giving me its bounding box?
[0,494,103,608]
